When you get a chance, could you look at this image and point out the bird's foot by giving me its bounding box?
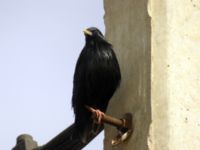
[85,105,105,124]
[92,109,105,124]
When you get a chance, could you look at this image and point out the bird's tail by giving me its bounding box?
[81,122,103,143]
[72,121,103,144]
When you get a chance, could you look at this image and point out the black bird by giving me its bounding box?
[72,27,121,142]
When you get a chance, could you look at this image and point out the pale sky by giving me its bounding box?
[0,0,105,149]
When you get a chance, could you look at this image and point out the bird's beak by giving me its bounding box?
[83,29,93,36]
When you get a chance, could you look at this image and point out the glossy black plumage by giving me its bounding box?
[72,27,121,142]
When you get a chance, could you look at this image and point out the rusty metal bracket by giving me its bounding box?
[86,106,133,146]
[111,113,133,146]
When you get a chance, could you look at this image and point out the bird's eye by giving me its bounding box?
[93,31,98,35]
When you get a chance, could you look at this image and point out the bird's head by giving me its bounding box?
[83,27,106,44]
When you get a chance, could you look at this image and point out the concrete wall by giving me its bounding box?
[148,0,200,150]
[103,0,151,150]
[104,0,200,150]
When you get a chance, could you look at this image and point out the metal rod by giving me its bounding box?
[85,106,129,130]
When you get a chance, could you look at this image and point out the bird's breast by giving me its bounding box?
[97,50,113,60]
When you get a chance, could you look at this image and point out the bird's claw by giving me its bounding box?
[92,109,105,124]
[85,105,105,124]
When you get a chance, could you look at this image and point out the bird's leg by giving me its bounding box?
[85,105,105,124]
[93,109,105,124]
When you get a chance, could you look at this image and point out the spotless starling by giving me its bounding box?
[72,27,121,142]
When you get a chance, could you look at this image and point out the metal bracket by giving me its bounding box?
[111,113,133,146]
[86,106,133,146]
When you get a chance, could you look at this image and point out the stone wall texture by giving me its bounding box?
[104,0,151,150]
[104,0,200,150]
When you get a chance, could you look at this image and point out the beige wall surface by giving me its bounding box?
[104,0,200,150]
[149,0,200,150]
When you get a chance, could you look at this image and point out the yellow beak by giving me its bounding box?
[83,29,93,36]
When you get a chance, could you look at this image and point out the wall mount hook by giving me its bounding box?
[111,113,133,146]
[85,106,133,146]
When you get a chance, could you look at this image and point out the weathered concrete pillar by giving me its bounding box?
[104,0,151,150]
[148,0,200,150]
[104,0,200,150]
